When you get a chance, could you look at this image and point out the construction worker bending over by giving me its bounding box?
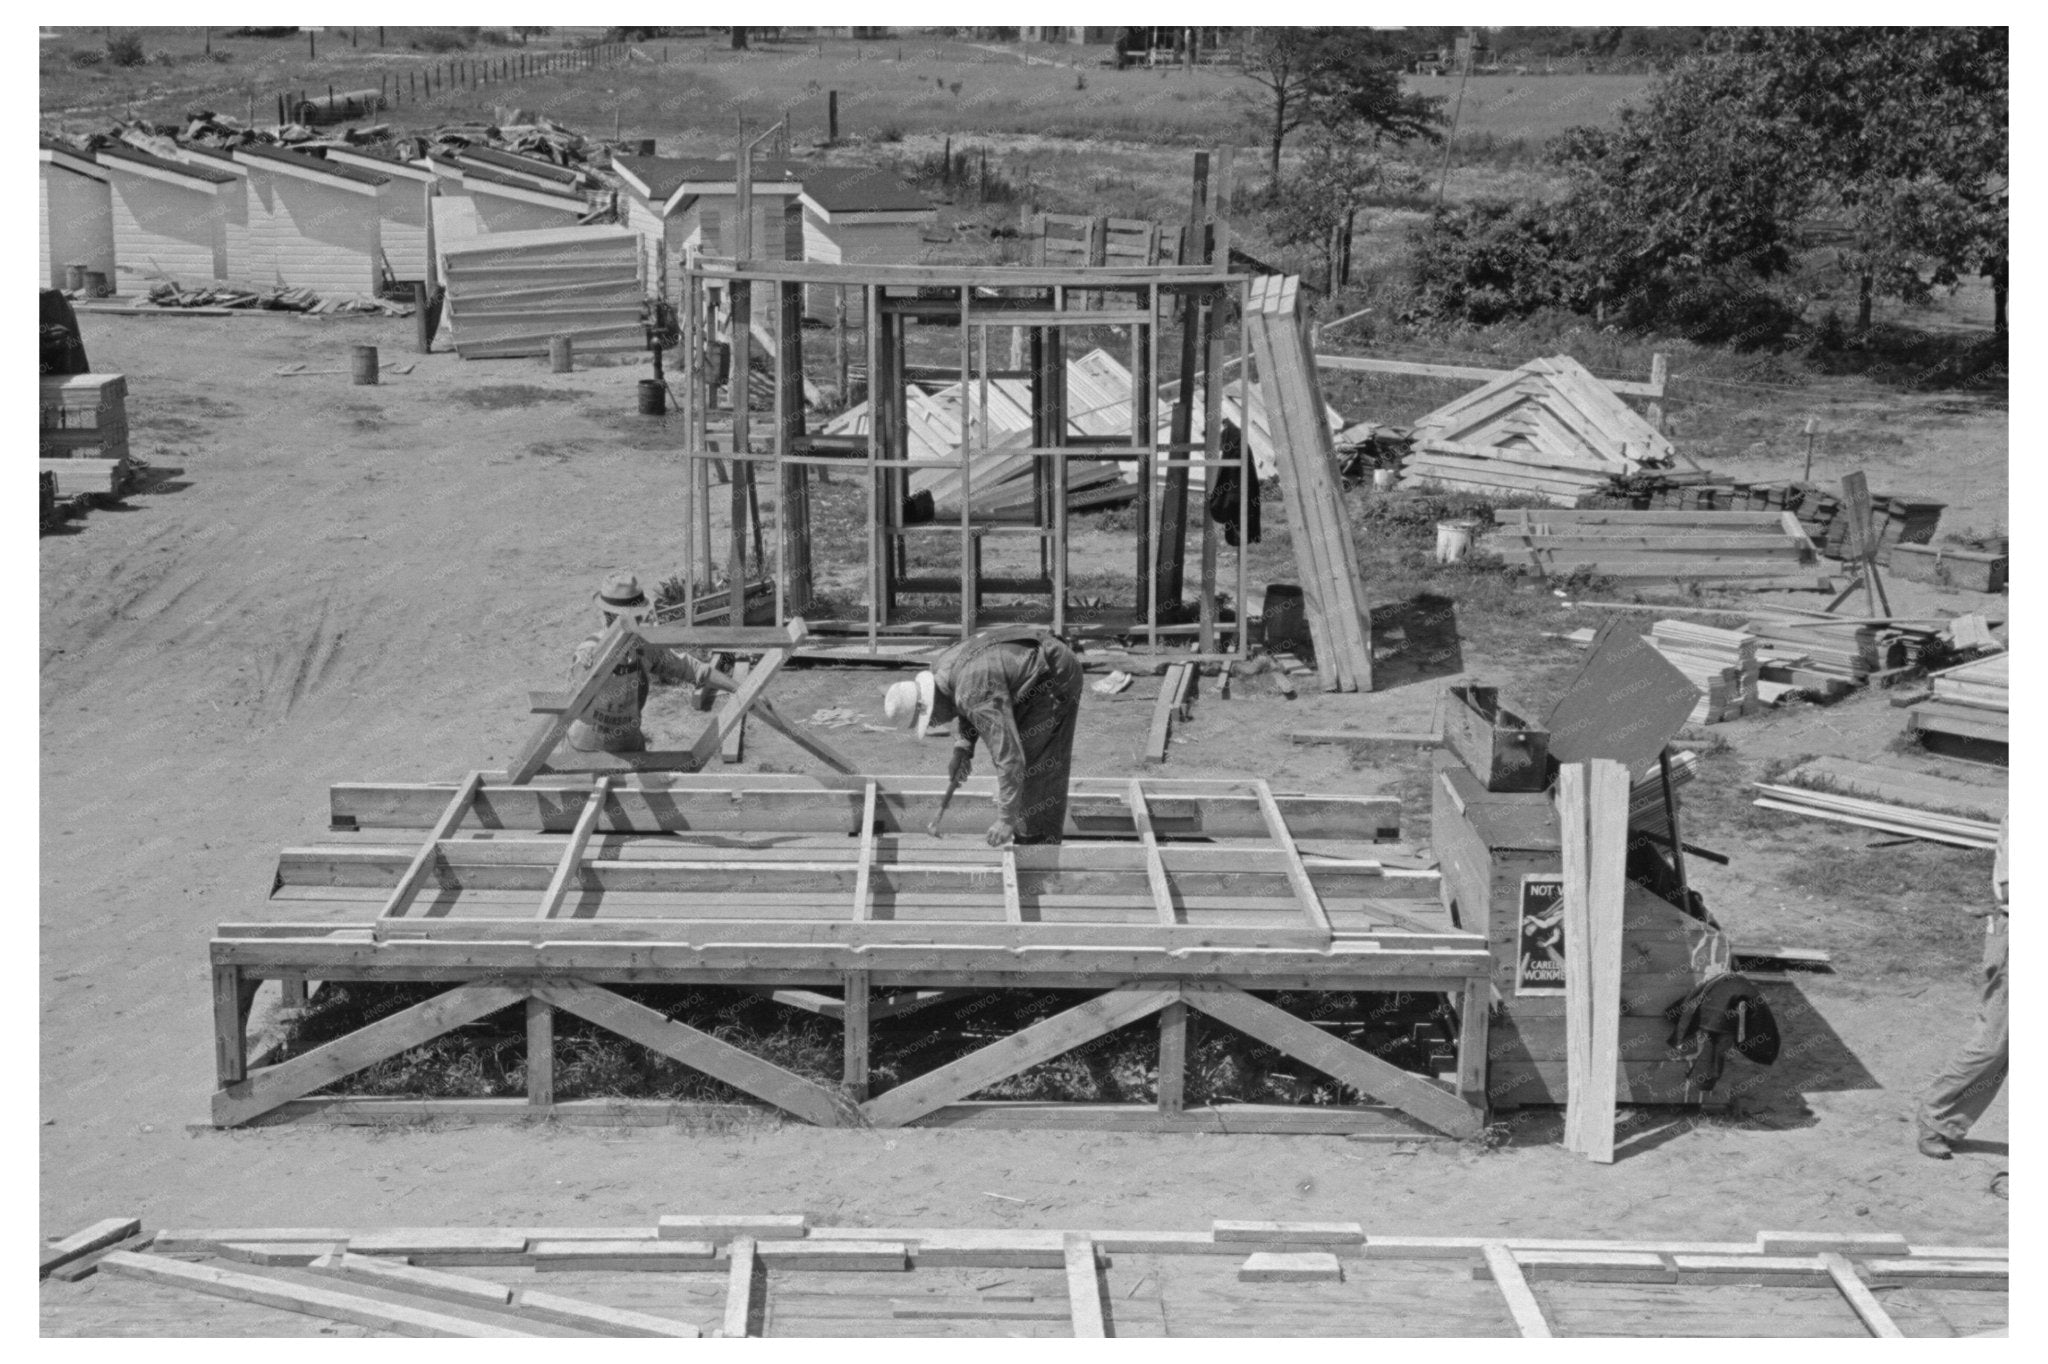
[570,571,735,753]
[884,626,1085,847]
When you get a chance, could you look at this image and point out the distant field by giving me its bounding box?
[41,29,1647,156]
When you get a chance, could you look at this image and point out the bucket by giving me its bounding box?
[636,138,657,155]
[1260,583,1311,655]
[1372,467,1397,491]
[637,378,667,415]
[65,264,87,292]
[83,270,110,298]
[550,335,574,373]
[351,344,379,385]
[1434,519,1479,565]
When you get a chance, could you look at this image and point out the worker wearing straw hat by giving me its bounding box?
[569,571,735,754]
[883,625,1085,847]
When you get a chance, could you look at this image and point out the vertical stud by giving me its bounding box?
[842,971,871,1100]
[526,998,554,1107]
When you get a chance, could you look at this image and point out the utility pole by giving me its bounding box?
[1434,30,1474,213]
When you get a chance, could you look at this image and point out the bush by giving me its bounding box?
[148,49,177,66]
[872,124,904,144]
[223,27,298,38]
[68,48,104,68]
[106,32,147,67]
[1409,200,1589,325]
[410,28,470,53]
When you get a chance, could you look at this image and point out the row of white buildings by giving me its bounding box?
[38,135,933,317]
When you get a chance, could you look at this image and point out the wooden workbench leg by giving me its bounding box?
[842,970,871,1101]
[526,998,555,1107]
[1157,1001,1188,1115]
[212,965,248,1086]
[278,973,309,1010]
[1457,978,1490,1109]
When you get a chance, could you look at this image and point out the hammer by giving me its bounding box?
[927,777,961,837]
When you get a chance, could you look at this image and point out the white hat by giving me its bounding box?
[883,671,938,738]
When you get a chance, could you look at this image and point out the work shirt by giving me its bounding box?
[569,633,712,748]
[937,636,1058,828]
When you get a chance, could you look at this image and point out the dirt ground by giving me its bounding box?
[39,312,2007,1276]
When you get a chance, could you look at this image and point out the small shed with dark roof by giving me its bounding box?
[39,139,115,291]
[795,167,932,322]
[233,143,390,294]
[325,147,439,283]
[99,144,236,286]
[460,162,588,234]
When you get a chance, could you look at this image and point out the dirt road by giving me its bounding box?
[40,314,2005,1262]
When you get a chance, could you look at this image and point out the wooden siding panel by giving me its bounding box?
[107,171,224,286]
[471,190,584,235]
[250,170,380,295]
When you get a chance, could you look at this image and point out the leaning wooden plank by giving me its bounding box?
[859,986,1180,1128]
[40,1218,144,1278]
[1481,1244,1551,1338]
[1819,1252,1906,1338]
[507,620,634,784]
[1580,758,1629,1163]
[1127,781,1178,926]
[534,980,845,1126]
[313,1251,513,1307]
[1064,1235,1107,1338]
[736,697,860,775]
[720,661,750,763]
[688,621,805,769]
[212,984,527,1127]
[515,1289,701,1337]
[659,1214,807,1241]
[1146,664,1189,761]
[98,1252,533,1337]
[1180,981,1480,1138]
[530,1239,719,1271]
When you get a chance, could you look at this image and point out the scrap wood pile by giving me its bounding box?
[1246,275,1375,691]
[1756,755,2004,849]
[1397,354,1672,505]
[72,111,609,181]
[137,283,414,316]
[1907,652,2009,755]
[1489,509,1828,588]
[1742,615,1918,686]
[1645,622,1760,724]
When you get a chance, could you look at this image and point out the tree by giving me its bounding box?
[731,27,749,51]
[1239,27,1444,177]
[1555,27,2007,332]
[1268,136,1422,294]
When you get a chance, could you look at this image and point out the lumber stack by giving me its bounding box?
[1752,783,2000,849]
[1245,276,1373,691]
[1398,354,1670,506]
[1646,621,1758,725]
[1490,509,1827,587]
[439,226,644,360]
[1909,653,2009,752]
[40,373,128,461]
[1622,477,1944,563]
[1888,543,2007,593]
[1780,757,2005,823]
[1743,617,1908,683]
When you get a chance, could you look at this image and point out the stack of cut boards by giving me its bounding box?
[1908,653,2008,753]
[1744,616,1910,684]
[439,227,644,360]
[1245,275,1373,691]
[1646,621,1758,724]
[1755,755,2003,849]
[39,373,129,498]
[1626,476,1945,564]
[1490,510,1828,588]
[1399,354,1671,506]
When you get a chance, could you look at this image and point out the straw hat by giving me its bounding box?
[594,570,650,617]
[883,671,949,738]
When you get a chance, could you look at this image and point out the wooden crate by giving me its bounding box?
[1443,685,1550,793]
[1887,543,2006,593]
